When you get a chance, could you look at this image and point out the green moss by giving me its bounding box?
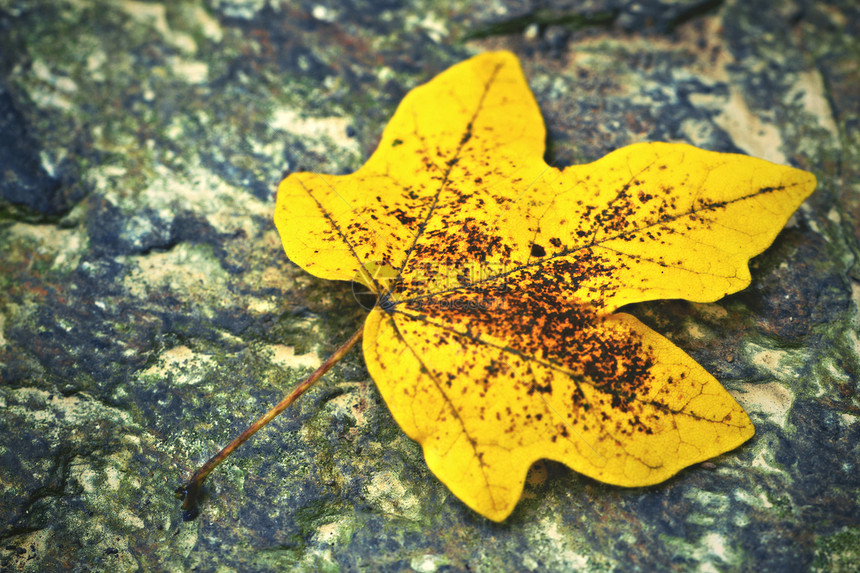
[764,491,795,520]
[813,528,860,573]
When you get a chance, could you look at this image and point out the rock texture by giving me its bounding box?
[1,0,857,571]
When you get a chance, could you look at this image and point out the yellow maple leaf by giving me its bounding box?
[274,51,816,521]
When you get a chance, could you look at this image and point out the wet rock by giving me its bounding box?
[0,0,856,571]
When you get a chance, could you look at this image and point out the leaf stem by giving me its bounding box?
[175,326,364,520]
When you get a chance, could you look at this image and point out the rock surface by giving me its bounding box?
[1,0,858,571]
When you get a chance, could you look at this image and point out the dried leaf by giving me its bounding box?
[275,51,816,521]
